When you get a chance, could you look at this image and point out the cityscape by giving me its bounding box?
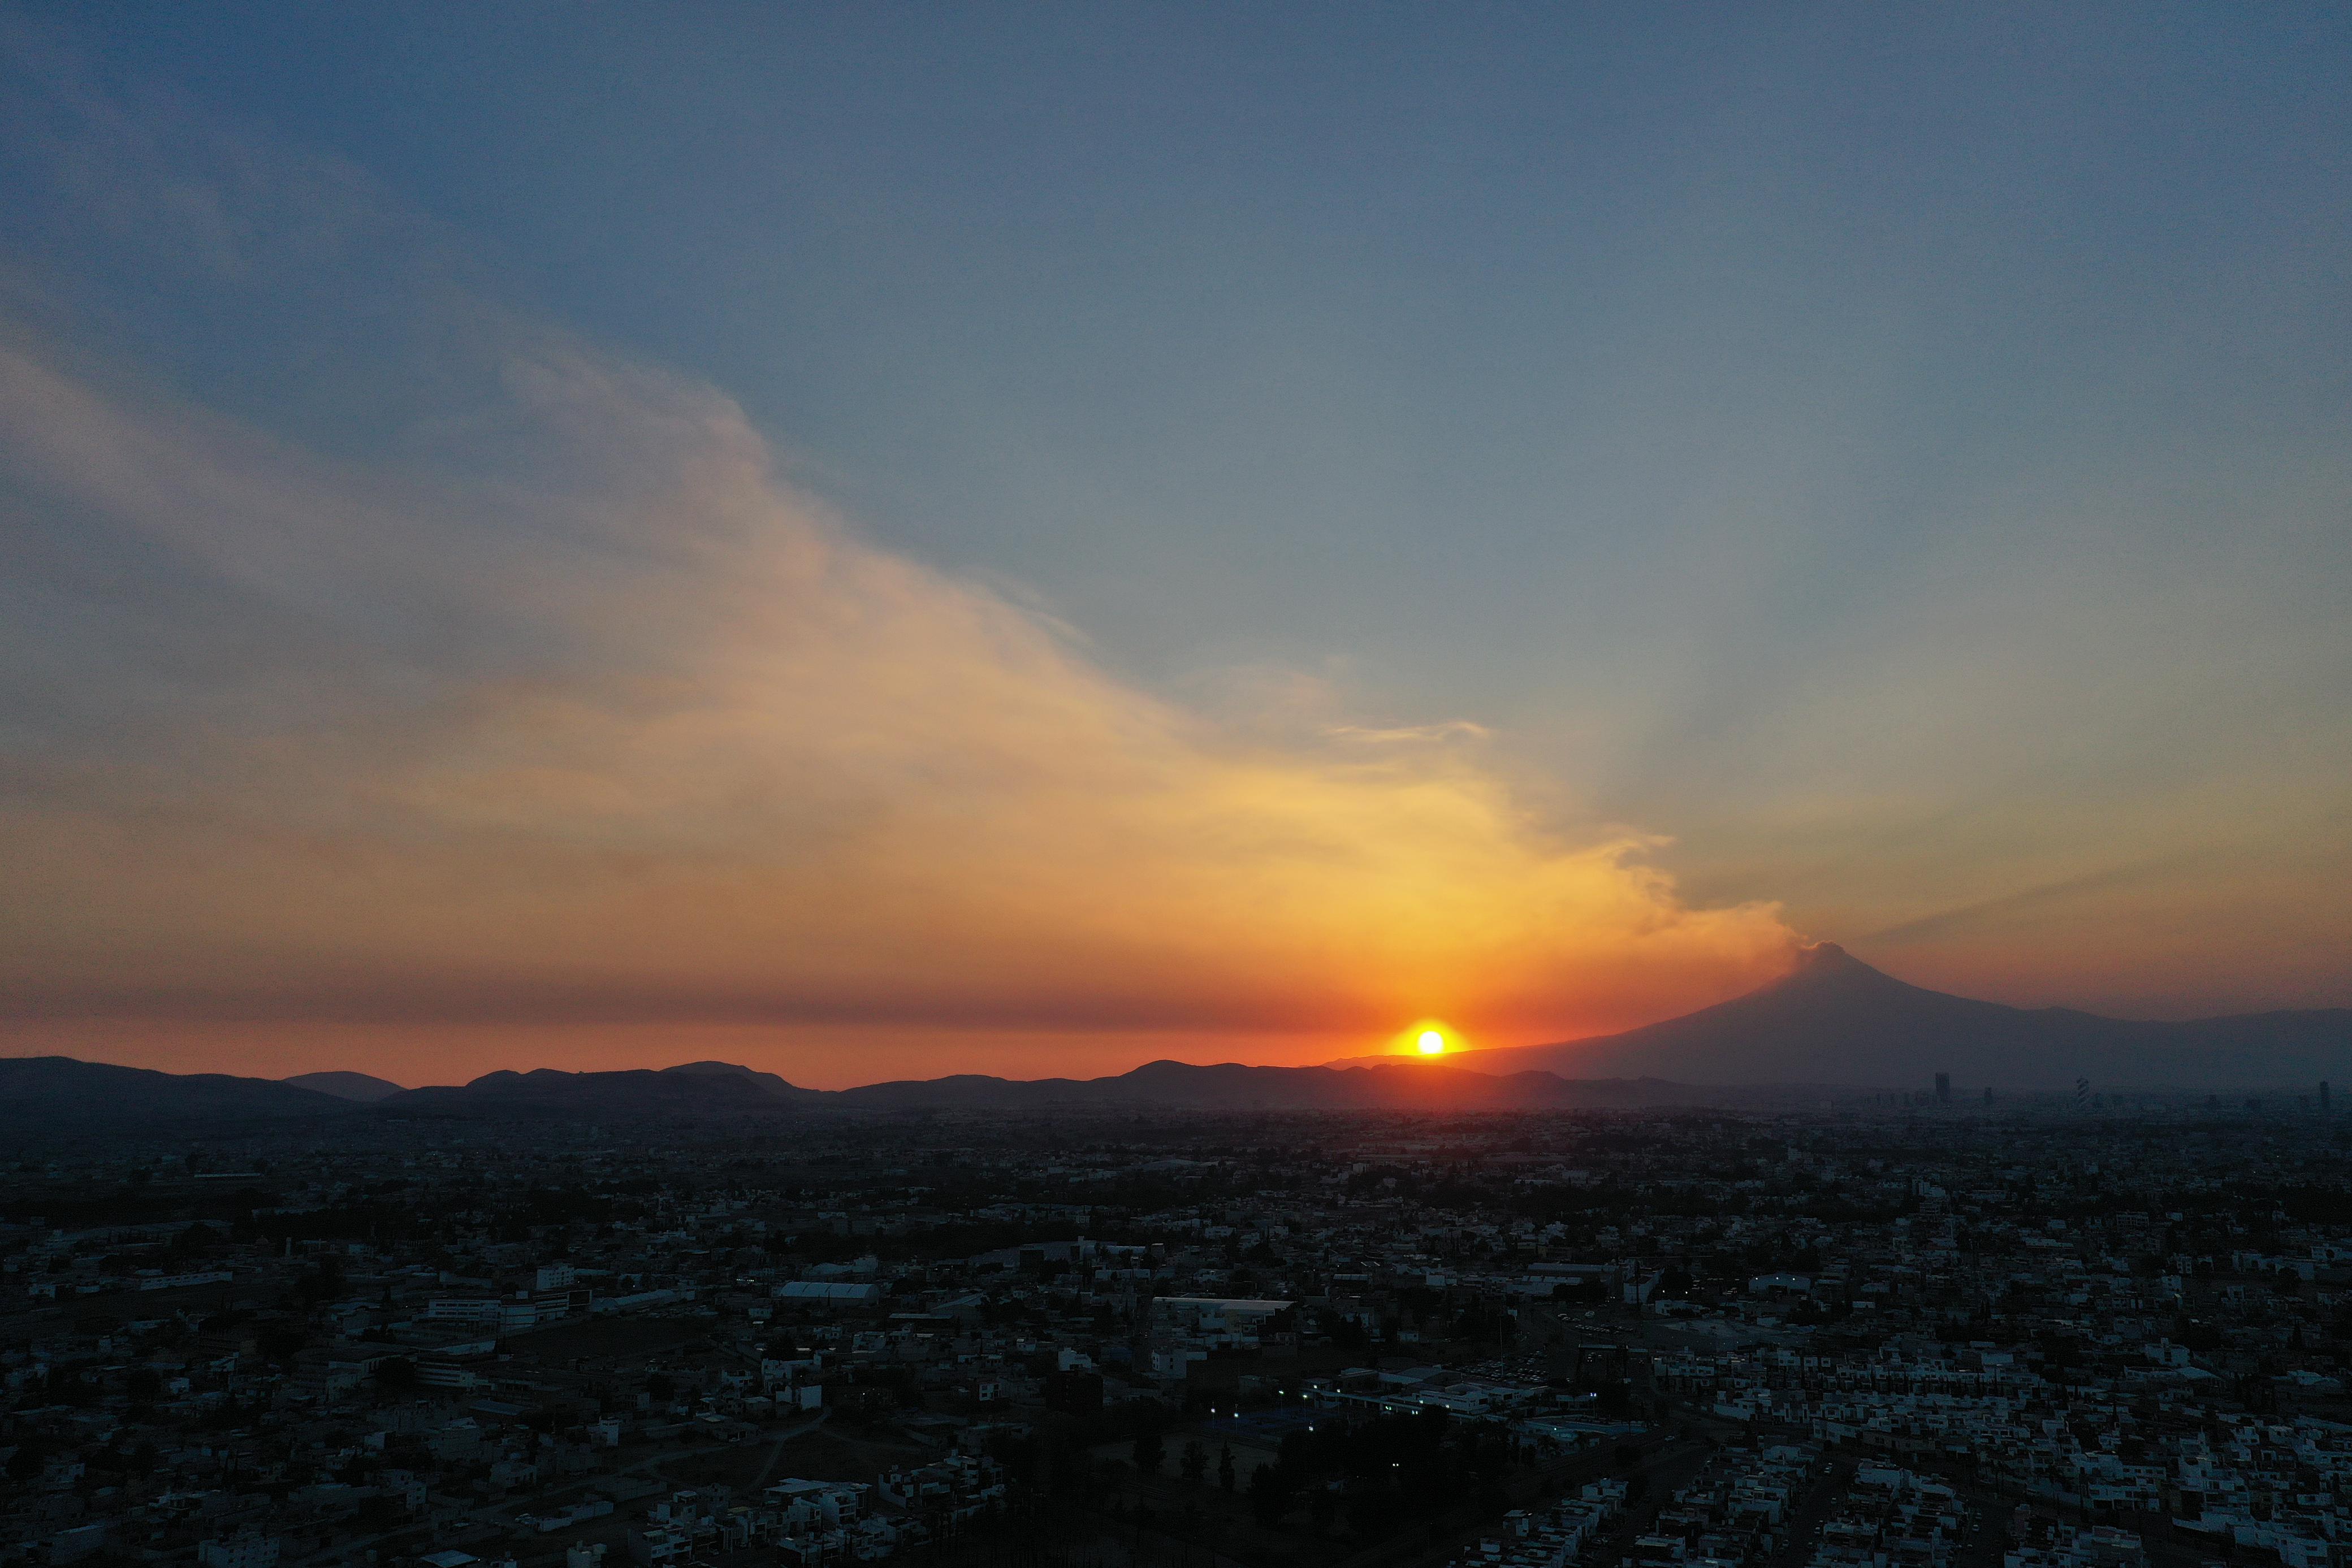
[8,1091,2352,1568]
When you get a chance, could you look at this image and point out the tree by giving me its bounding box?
[374,1357,418,1393]
[1248,1463,1293,1527]
[1218,1444,1236,1492]
[1132,1428,1165,1476]
[1181,1439,1208,1485]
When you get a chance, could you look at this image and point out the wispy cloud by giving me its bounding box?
[1322,721,1496,745]
[0,325,1796,1036]
[0,43,1799,1076]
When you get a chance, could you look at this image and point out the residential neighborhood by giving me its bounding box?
[7,1098,2352,1568]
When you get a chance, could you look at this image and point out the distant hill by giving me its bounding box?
[0,1056,353,1132]
[283,1070,406,1102]
[1429,943,2352,1091]
[659,1060,815,1101]
[0,1051,1755,1130]
[20,952,2344,1136]
[374,1058,1731,1116]
[377,1065,816,1120]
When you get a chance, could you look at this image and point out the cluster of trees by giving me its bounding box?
[1179,1409,1509,1534]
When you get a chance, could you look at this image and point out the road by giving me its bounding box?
[1762,1456,1852,1568]
[747,1408,832,1488]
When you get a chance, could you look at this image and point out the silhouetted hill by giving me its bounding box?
[1438,943,2352,1090]
[0,1056,353,1132]
[26,950,2342,1136]
[364,1058,1729,1115]
[659,1060,816,1101]
[283,1070,405,1102]
[378,1067,807,1120]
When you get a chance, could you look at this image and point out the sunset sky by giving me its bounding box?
[2,6,2347,1089]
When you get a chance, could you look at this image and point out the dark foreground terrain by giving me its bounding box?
[5,1093,2351,1568]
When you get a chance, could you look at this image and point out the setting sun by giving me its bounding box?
[1387,1019,1465,1059]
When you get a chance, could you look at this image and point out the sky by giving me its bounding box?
[0,5,2346,1089]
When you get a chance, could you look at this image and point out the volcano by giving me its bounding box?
[1427,943,2352,1091]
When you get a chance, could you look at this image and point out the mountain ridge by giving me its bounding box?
[8,946,2346,1134]
[0,1056,353,1132]
[0,1052,1780,1132]
[364,1058,1756,1116]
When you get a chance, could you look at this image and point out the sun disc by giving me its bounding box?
[1417,1030,1445,1055]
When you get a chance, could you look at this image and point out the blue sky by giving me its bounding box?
[0,5,2346,1082]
